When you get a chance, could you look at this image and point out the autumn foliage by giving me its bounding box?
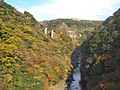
[96,53,111,62]
[54,66,62,74]
[100,82,110,90]
[0,2,74,90]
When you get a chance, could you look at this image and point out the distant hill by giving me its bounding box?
[40,19,102,30]
[0,2,76,90]
[80,8,120,90]
[40,19,102,45]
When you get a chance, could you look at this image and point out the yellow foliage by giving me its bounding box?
[59,31,63,35]
[0,18,3,24]
[5,74,12,83]
[1,57,15,63]
[34,65,39,69]
[33,76,41,80]
[48,31,50,34]
[1,43,17,56]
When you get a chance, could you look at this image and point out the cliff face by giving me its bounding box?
[0,2,75,90]
[80,8,120,90]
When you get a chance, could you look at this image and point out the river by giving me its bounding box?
[68,47,82,90]
[69,67,81,90]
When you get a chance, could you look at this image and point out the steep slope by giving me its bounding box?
[0,2,75,90]
[80,8,120,90]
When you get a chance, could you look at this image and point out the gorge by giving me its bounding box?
[1,1,120,90]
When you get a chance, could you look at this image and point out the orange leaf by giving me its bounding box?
[35,61,40,65]
[33,53,39,59]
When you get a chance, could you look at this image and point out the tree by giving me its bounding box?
[24,11,37,25]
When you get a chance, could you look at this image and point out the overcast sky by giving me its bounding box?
[5,0,120,21]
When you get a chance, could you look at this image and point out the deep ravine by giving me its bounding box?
[66,47,83,90]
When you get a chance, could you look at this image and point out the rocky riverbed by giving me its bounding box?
[69,67,81,90]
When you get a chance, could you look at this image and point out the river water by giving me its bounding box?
[69,48,82,90]
[69,67,81,90]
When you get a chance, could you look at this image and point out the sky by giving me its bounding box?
[5,0,120,21]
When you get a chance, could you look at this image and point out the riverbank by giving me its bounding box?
[48,77,67,90]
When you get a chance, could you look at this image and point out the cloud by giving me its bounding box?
[21,1,27,4]
[16,0,120,21]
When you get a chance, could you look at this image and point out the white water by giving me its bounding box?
[69,67,81,90]
[69,47,82,90]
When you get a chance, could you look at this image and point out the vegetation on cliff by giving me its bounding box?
[0,2,75,90]
[80,8,120,90]
[0,1,104,90]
